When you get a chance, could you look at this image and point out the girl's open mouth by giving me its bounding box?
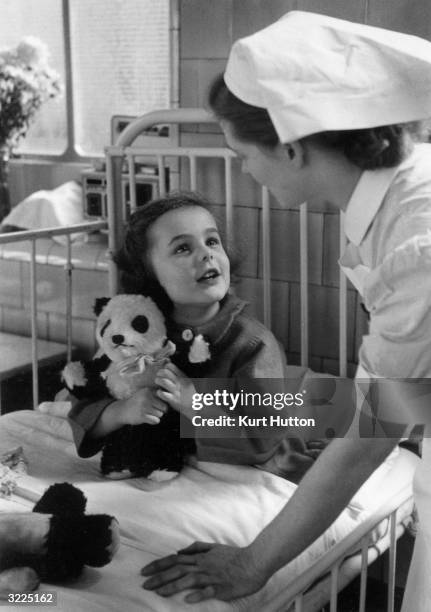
[197,269,220,282]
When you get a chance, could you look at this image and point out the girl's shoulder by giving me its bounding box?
[226,303,286,377]
[227,297,279,349]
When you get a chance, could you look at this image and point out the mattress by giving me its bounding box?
[0,409,419,612]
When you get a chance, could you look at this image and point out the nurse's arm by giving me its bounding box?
[250,436,398,577]
[142,436,398,603]
[247,377,421,582]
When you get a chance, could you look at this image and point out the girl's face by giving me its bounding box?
[148,206,230,322]
[221,120,308,207]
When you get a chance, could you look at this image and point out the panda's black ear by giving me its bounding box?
[94,297,111,316]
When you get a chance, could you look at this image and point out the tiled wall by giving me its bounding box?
[178,0,431,374]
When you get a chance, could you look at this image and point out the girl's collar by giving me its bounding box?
[167,294,247,346]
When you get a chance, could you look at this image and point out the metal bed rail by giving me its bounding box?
[0,220,107,408]
[281,483,413,612]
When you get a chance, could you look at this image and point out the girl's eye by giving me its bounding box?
[207,236,220,247]
[174,243,190,254]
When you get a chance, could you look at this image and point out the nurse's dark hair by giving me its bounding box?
[113,191,236,314]
[208,73,428,170]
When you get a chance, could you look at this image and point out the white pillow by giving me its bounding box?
[2,181,87,244]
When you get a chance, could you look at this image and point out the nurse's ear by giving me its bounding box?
[283,141,305,168]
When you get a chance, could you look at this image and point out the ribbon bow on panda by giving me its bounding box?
[118,340,176,376]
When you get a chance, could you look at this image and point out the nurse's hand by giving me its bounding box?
[141,542,267,603]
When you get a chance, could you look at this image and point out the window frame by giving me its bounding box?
[18,0,178,163]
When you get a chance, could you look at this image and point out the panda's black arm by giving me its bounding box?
[66,355,113,401]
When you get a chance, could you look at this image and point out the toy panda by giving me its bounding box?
[0,483,119,599]
[62,294,195,481]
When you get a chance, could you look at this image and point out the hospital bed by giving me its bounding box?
[0,109,419,612]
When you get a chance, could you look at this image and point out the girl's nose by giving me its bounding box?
[198,245,213,261]
[202,250,213,261]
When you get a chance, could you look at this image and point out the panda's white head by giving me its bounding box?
[94,295,168,362]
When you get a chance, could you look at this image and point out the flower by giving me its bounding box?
[16,37,50,67]
[0,37,61,151]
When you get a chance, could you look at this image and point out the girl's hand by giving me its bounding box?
[120,388,168,426]
[155,363,196,419]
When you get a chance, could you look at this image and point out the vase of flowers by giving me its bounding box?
[0,37,61,221]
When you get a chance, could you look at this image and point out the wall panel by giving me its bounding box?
[180,0,232,59]
[232,0,296,40]
[264,209,324,284]
[180,59,227,109]
[296,0,366,22]
[366,0,431,39]
[289,283,357,361]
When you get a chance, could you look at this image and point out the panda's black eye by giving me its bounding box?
[132,315,149,334]
[100,319,111,337]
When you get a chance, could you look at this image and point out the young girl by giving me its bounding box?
[68,192,318,479]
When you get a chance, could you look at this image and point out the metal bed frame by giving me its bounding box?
[0,109,413,612]
[0,220,106,407]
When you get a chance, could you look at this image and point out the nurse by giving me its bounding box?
[141,12,431,610]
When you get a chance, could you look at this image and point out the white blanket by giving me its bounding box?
[0,410,419,612]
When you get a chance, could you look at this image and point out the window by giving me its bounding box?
[0,0,171,157]
[0,0,67,154]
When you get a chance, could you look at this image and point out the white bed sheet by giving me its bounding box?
[0,410,419,612]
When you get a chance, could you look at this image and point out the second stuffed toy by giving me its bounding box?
[0,482,119,599]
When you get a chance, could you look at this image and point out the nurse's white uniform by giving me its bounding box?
[340,147,431,612]
[342,255,431,612]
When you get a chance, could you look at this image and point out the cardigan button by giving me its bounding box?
[182,329,194,341]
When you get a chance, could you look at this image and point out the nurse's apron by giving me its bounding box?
[340,252,431,611]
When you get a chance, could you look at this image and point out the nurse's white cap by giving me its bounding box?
[224,11,431,142]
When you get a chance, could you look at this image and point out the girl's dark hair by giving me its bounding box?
[208,73,426,170]
[114,192,232,314]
